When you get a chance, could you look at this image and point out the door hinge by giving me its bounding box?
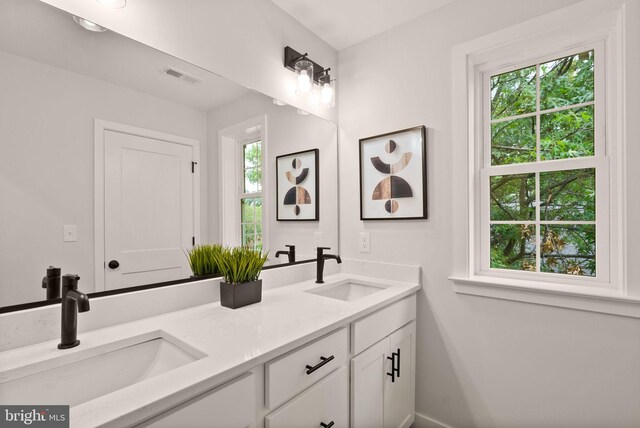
[192,161,198,173]
[192,236,196,246]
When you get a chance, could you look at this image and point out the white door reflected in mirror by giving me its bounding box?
[101,124,197,291]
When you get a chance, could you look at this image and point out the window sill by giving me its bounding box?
[449,275,640,319]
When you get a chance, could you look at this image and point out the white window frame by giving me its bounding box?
[478,42,609,287]
[238,138,263,248]
[450,2,635,317]
[218,115,268,248]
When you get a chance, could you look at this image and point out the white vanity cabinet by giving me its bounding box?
[137,293,417,428]
[263,294,417,428]
[139,372,256,428]
[351,295,417,428]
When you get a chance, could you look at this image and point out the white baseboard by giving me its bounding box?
[413,412,455,428]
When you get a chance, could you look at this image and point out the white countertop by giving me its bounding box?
[0,273,420,427]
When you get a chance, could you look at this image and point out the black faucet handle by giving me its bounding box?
[62,274,80,290]
[285,244,295,249]
[317,246,331,257]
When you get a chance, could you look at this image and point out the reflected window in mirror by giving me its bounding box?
[240,139,263,250]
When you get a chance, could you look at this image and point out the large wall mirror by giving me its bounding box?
[0,0,338,310]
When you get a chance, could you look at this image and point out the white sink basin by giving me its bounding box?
[306,281,386,302]
[0,331,206,407]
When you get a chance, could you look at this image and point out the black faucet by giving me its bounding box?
[316,247,342,284]
[275,245,296,264]
[58,274,90,350]
[42,266,61,300]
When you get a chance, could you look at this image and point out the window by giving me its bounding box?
[239,139,263,249]
[480,46,609,285]
[450,2,629,315]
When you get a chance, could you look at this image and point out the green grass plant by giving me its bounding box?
[214,246,269,285]
[188,244,224,277]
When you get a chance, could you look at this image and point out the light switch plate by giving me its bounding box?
[359,232,371,253]
[63,225,77,242]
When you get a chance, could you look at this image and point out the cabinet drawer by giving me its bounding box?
[265,327,347,410]
[351,294,416,355]
[265,366,348,428]
[141,372,255,428]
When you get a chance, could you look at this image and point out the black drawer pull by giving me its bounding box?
[306,355,334,375]
[320,421,335,428]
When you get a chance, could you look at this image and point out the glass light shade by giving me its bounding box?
[318,73,335,108]
[294,60,313,95]
[73,16,107,32]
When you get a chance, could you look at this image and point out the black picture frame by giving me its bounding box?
[276,148,319,221]
[359,126,427,220]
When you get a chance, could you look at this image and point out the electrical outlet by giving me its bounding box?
[314,232,322,247]
[359,232,371,253]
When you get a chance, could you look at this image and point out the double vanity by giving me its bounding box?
[0,262,420,428]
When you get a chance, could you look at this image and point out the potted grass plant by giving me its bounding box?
[214,246,269,309]
[188,244,224,277]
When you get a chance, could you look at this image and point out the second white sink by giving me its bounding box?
[0,331,206,407]
[306,281,386,302]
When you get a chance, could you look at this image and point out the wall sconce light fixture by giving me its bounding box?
[284,46,335,107]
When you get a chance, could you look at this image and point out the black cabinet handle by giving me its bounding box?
[387,348,400,382]
[387,354,395,382]
[108,260,120,269]
[320,422,335,428]
[306,355,334,375]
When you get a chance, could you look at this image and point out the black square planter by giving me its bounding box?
[220,279,262,309]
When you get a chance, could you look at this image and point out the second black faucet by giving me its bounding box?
[316,247,341,284]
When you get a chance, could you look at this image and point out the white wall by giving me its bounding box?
[337,0,640,427]
[38,0,339,123]
[207,92,338,261]
[0,51,207,306]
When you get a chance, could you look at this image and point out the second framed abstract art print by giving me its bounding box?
[359,126,427,220]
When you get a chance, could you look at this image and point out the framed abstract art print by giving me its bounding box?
[359,126,427,220]
[276,148,319,221]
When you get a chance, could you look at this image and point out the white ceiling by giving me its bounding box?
[271,0,457,50]
[0,0,249,111]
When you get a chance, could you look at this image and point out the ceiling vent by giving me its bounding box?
[160,67,202,85]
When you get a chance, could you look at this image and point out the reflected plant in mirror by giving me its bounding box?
[187,244,223,277]
[0,0,339,311]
